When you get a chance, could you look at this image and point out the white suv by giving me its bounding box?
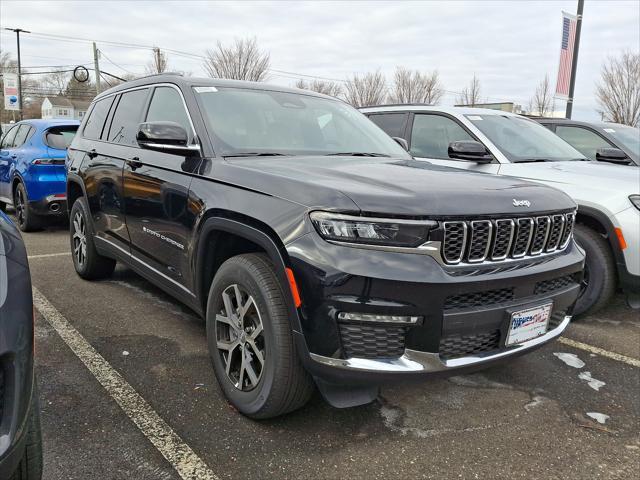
[361,105,640,315]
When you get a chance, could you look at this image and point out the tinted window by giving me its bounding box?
[603,124,639,157]
[146,87,192,139]
[12,124,32,148]
[410,114,474,158]
[0,125,19,149]
[83,96,115,140]
[555,126,614,160]
[368,113,409,138]
[108,89,149,146]
[45,125,79,149]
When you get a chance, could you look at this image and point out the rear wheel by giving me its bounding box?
[206,253,314,419]
[10,386,43,480]
[13,183,41,232]
[70,197,116,280]
[573,224,616,316]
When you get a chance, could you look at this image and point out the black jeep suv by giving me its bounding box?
[66,74,584,418]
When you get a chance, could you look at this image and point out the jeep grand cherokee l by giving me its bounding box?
[65,74,584,418]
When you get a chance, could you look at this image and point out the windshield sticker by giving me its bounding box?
[603,128,616,133]
[467,115,483,121]
[194,86,218,93]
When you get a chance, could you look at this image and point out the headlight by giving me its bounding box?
[629,195,640,211]
[310,211,435,247]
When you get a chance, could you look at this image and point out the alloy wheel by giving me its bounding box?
[15,187,25,227]
[215,284,266,391]
[72,211,87,268]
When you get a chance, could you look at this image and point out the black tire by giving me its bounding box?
[0,200,6,212]
[10,386,43,480]
[69,197,116,280]
[573,224,617,317]
[206,253,314,419]
[13,183,41,232]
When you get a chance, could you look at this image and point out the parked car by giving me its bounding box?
[536,119,639,166]
[0,119,79,232]
[0,211,42,480]
[361,105,640,315]
[66,74,583,418]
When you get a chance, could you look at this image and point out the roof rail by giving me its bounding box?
[134,72,185,81]
[359,103,434,109]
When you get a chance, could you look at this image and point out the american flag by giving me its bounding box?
[555,12,577,97]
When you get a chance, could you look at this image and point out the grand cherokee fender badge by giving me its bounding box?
[513,199,531,207]
[142,226,185,250]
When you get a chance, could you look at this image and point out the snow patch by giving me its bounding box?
[553,352,585,369]
[578,371,606,391]
[586,412,610,424]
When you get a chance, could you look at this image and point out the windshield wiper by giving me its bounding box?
[325,152,390,157]
[223,152,291,158]
[512,158,551,163]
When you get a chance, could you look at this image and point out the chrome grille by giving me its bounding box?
[441,212,575,265]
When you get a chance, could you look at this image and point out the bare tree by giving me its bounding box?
[596,52,640,127]
[456,74,482,106]
[528,75,553,117]
[203,37,270,81]
[388,67,444,105]
[41,70,69,95]
[343,71,387,107]
[146,47,169,74]
[295,79,343,98]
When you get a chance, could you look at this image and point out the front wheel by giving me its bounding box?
[70,197,116,280]
[573,224,617,316]
[10,386,43,480]
[206,253,314,419]
[14,183,41,232]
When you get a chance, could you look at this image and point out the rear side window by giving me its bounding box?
[145,87,192,139]
[107,89,149,146]
[1,125,19,148]
[368,113,409,138]
[410,114,474,159]
[45,125,79,150]
[554,125,613,160]
[83,96,115,140]
[12,124,33,148]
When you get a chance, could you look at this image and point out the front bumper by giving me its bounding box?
[287,231,584,384]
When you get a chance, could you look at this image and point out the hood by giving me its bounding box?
[216,156,576,217]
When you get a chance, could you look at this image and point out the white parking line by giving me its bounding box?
[32,287,219,480]
[28,252,71,259]
[559,337,640,368]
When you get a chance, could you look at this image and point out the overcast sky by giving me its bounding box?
[1,0,638,120]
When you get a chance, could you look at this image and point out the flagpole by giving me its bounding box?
[565,0,584,119]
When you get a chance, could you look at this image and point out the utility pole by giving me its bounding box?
[93,42,101,95]
[565,0,584,119]
[4,28,30,120]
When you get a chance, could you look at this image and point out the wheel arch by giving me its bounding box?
[66,174,87,214]
[194,211,304,335]
[576,205,623,279]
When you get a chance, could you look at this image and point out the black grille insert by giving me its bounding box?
[339,323,407,359]
[444,287,514,311]
[468,220,493,262]
[491,219,514,260]
[534,275,577,295]
[439,330,501,359]
[443,222,467,264]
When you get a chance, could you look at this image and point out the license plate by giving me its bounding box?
[506,303,552,346]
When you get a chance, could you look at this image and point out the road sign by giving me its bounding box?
[3,73,20,111]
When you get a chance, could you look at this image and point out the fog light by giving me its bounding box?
[337,312,420,324]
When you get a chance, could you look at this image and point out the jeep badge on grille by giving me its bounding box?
[513,199,531,207]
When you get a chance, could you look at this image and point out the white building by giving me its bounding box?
[41,96,90,121]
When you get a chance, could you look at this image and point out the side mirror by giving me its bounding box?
[448,140,493,163]
[595,147,630,164]
[136,121,199,155]
[392,137,409,151]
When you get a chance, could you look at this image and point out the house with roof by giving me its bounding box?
[41,96,90,121]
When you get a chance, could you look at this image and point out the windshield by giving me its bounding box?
[194,87,410,158]
[466,114,585,162]
[45,125,78,149]
[603,124,639,157]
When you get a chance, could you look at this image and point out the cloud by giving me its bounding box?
[1,0,638,120]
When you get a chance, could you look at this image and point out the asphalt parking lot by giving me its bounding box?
[14,217,640,480]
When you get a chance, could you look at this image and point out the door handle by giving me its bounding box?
[127,157,143,170]
[87,149,98,159]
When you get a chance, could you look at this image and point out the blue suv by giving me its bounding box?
[0,119,79,231]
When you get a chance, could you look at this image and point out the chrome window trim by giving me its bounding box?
[467,220,493,263]
[491,219,515,261]
[442,221,468,264]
